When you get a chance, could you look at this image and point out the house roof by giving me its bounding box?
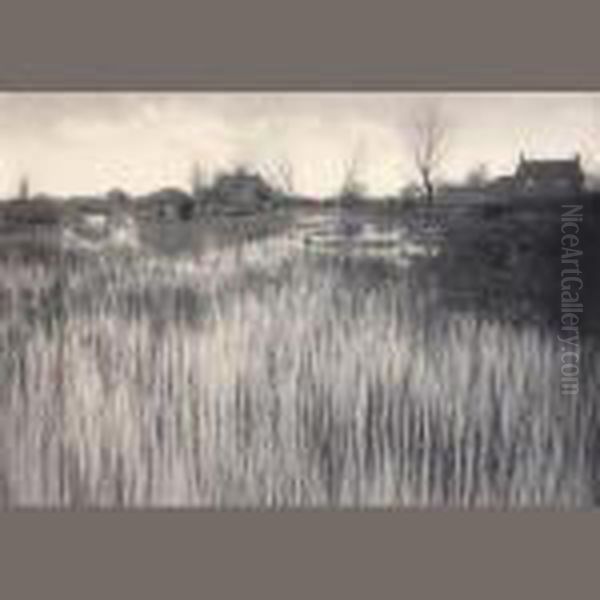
[212,170,274,203]
[516,158,583,180]
[144,188,193,205]
[214,171,271,190]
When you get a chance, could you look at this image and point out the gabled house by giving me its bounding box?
[136,188,196,221]
[209,169,275,210]
[513,155,585,197]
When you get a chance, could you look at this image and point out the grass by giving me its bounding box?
[0,206,598,507]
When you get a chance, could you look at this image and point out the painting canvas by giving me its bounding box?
[0,92,598,508]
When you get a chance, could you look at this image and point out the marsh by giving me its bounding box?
[0,197,598,508]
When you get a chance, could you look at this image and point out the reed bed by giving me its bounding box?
[0,220,597,507]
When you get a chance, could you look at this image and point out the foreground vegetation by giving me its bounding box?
[0,201,598,507]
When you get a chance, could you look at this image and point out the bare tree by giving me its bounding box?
[18,175,30,201]
[405,101,450,205]
[261,157,296,197]
[339,141,367,204]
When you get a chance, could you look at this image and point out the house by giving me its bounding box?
[512,155,585,198]
[209,169,275,211]
[136,188,196,221]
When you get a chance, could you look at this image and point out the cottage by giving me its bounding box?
[210,169,275,209]
[512,155,585,198]
[137,188,196,221]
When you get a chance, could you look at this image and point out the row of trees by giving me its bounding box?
[188,101,452,206]
[6,101,458,206]
[215,96,599,205]
[11,97,600,206]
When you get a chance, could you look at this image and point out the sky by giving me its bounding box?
[0,92,599,199]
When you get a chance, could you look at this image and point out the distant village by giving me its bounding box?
[0,154,594,229]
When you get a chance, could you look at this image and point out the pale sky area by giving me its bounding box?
[1,92,599,199]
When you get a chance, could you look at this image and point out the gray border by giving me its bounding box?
[0,510,598,598]
[1,0,599,598]
[1,0,600,89]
